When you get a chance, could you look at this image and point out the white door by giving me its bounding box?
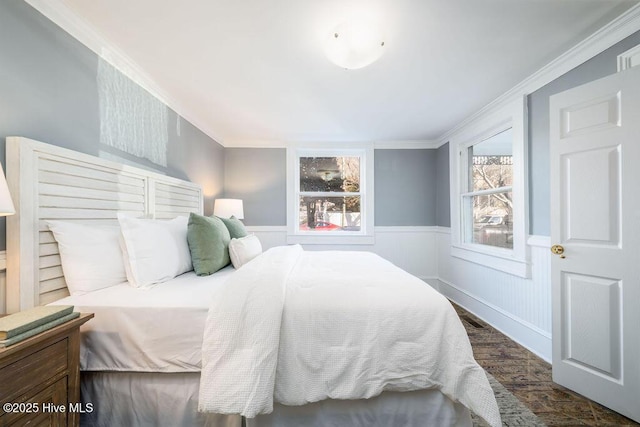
[550,64,640,421]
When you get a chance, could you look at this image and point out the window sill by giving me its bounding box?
[451,243,530,278]
[287,234,375,245]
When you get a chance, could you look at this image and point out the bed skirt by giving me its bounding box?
[250,389,472,427]
[80,372,472,427]
[81,372,239,427]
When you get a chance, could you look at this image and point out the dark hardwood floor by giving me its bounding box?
[455,303,638,426]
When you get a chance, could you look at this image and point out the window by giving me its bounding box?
[287,146,374,244]
[462,128,513,250]
[450,98,529,277]
[298,156,362,232]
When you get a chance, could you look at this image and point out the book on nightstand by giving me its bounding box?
[0,305,74,339]
[0,311,80,348]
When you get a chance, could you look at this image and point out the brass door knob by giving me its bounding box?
[551,244,565,258]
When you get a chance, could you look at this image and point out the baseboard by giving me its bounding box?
[436,278,552,363]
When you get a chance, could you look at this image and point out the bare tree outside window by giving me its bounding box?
[298,156,361,232]
[464,128,513,249]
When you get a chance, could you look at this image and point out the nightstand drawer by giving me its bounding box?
[0,313,93,427]
[0,377,67,426]
[0,339,68,403]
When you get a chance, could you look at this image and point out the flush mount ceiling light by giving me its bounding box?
[324,19,385,70]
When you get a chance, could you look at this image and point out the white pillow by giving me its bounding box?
[118,215,193,288]
[228,235,263,269]
[47,221,127,295]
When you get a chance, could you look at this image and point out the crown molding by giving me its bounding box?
[24,0,226,147]
[438,3,640,143]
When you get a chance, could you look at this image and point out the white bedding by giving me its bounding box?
[250,389,472,427]
[51,266,235,372]
[80,372,469,427]
[81,372,241,427]
[199,245,501,427]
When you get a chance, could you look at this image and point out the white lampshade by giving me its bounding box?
[214,199,244,220]
[324,19,385,70]
[0,163,15,216]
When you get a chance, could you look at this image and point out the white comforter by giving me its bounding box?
[199,245,501,427]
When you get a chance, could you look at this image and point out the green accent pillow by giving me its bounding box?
[187,213,231,275]
[219,215,248,239]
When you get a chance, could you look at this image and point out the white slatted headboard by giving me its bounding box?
[6,137,204,313]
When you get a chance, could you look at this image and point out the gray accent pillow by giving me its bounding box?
[219,215,249,239]
[187,213,231,275]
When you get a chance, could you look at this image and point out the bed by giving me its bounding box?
[5,137,500,427]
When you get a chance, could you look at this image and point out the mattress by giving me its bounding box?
[51,266,235,372]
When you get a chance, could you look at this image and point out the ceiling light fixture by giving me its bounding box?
[324,19,385,70]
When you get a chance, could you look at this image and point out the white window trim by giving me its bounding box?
[286,143,375,245]
[449,97,530,278]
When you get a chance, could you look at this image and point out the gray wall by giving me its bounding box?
[223,148,441,227]
[435,143,451,227]
[0,0,225,248]
[224,148,286,226]
[528,29,640,236]
[375,149,437,226]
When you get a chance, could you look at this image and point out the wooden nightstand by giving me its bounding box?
[0,313,93,427]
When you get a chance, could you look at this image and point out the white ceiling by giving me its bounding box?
[38,0,639,146]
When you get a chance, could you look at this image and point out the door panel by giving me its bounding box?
[561,145,621,244]
[561,272,621,379]
[550,64,640,422]
[560,91,620,138]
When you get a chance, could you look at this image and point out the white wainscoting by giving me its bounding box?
[246,226,439,281]
[434,229,552,362]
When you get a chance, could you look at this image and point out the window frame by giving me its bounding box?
[450,97,530,277]
[287,144,374,245]
[461,128,514,251]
